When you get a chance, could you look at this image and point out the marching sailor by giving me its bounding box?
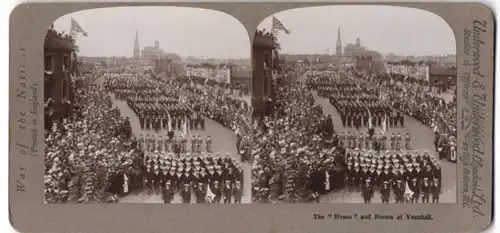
[362,179,374,204]
[431,178,440,203]
[181,183,191,204]
[380,181,391,203]
[421,177,431,203]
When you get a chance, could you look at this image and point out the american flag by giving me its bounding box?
[272,16,290,34]
[70,18,88,37]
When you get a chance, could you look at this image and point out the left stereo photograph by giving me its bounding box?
[43,6,253,204]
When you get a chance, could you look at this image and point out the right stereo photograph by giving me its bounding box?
[251,5,457,204]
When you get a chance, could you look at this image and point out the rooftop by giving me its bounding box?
[44,29,75,52]
[253,30,276,49]
[429,67,456,76]
[231,70,252,79]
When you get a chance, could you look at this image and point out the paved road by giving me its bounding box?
[299,73,457,203]
[96,76,252,203]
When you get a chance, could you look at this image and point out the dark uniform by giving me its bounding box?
[405,133,412,150]
[431,178,440,203]
[394,180,405,203]
[346,162,354,190]
[206,136,212,153]
[362,179,374,203]
[211,180,222,204]
[233,181,243,203]
[181,184,191,203]
[162,181,174,203]
[144,167,154,195]
[223,180,233,204]
[380,181,391,203]
[421,178,431,203]
[408,178,420,203]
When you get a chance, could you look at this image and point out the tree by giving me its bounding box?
[166,53,182,62]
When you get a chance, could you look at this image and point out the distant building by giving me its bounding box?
[155,57,172,78]
[141,41,167,66]
[230,68,252,88]
[429,66,457,86]
[421,55,456,67]
[344,38,363,59]
[356,56,373,75]
[170,62,185,76]
[44,28,76,130]
[384,54,456,68]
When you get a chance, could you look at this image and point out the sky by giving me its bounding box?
[53,7,250,59]
[258,5,456,56]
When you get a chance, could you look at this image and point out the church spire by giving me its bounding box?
[133,30,140,60]
[335,27,342,56]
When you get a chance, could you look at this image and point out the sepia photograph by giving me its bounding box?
[44,6,253,204]
[251,6,457,204]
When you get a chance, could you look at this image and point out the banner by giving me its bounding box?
[185,65,231,84]
[387,63,429,81]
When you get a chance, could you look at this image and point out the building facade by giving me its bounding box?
[155,57,172,78]
[230,69,252,88]
[44,29,76,130]
[141,41,167,66]
[429,66,457,86]
[344,37,363,59]
[355,56,373,75]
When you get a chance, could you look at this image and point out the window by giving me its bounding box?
[264,53,270,69]
[44,82,52,101]
[61,80,68,101]
[44,55,52,71]
[263,76,269,97]
[63,55,70,71]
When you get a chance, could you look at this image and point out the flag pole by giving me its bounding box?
[270,16,274,34]
[69,19,74,38]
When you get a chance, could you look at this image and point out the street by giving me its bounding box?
[96,77,252,203]
[299,73,457,203]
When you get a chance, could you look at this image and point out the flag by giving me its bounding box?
[206,185,216,203]
[167,113,172,132]
[182,116,188,136]
[324,171,330,191]
[70,18,88,37]
[272,16,290,34]
[381,115,387,135]
[404,181,414,200]
[368,110,372,129]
